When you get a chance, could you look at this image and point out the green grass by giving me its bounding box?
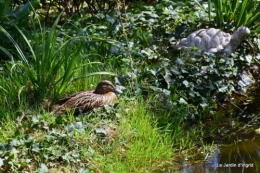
[0,2,224,172]
[208,0,260,32]
[0,91,215,172]
[93,98,175,172]
[0,13,117,111]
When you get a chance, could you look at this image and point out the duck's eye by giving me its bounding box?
[103,84,109,89]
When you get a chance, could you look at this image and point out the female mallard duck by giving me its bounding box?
[51,80,122,115]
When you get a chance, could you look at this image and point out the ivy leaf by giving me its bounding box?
[175,58,184,65]
[144,12,158,18]
[245,55,252,64]
[56,115,67,124]
[183,80,189,87]
[218,86,228,92]
[256,54,260,60]
[179,98,188,104]
[0,158,4,168]
[38,163,48,173]
[200,100,208,108]
[164,68,172,88]
[171,67,181,75]
[32,115,42,123]
[74,122,83,129]
[32,143,41,153]
[95,127,107,135]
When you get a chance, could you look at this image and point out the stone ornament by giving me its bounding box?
[176,26,250,55]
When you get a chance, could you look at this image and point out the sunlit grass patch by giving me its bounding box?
[1,0,257,172]
[93,97,177,172]
[0,86,218,172]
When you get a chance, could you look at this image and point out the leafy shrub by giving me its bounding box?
[0,114,94,172]
[0,0,39,61]
[0,13,120,118]
[129,47,257,121]
[64,0,257,122]
[0,13,85,106]
[208,0,260,32]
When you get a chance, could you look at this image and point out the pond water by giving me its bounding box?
[182,137,260,173]
[175,82,260,173]
[181,102,260,172]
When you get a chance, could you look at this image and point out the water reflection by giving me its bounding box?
[182,138,260,173]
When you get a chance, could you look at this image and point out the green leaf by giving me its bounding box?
[56,115,67,124]
[0,158,4,168]
[179,98,188,105]
[38,163,48,173]
[183,80,189,87]
[208,0,212,20]
[218,86,228,92]
[11,0,39,20]
[244,55,252,64]
[0,0,11,17]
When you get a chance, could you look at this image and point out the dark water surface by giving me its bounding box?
[181,120,260,173]
[179,81,260,172]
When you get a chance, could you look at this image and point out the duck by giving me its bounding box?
[176,26,250,55]
[51,80,122,115]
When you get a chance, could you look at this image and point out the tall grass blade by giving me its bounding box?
[0,0,11,17]
[0,25,29,65]
[231,0,240,20]
[247,12,260,27]
[236,0,249,27]
[208,0,212,21]
[0,46,14,62]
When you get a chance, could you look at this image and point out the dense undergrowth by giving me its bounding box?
[0,0,260,172]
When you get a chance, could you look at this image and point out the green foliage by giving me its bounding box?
[0,0,259,171]
[0,14,82,104]
[102,0,257,121]
[0,0,39,27]
[0,0,11,17]
[127,47,248,120]
[208,0,260,32]
[92,98,177,172]
[0,14,117,108]
[0,98,183,172]
[85,0,117,15]
[0,0,39,60]
[0,113,94,172]
[171,52,237,105]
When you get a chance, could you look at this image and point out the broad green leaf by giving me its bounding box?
[0,0,11,17]
[179,98,188,104]
[38,163,48,173]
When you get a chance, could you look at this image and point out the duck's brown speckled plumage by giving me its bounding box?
[51,80,121,115]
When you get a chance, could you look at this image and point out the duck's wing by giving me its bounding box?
[65,92,116,112]
[51,91,117,115]
[51,90,94,115]
[53,92,99,115]
[55,90,94,105]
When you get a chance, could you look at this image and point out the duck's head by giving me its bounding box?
[94,80,123,94]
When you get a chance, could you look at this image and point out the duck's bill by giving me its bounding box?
[114,88,123,94]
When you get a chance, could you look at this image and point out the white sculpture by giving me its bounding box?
[176,26,250,55]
